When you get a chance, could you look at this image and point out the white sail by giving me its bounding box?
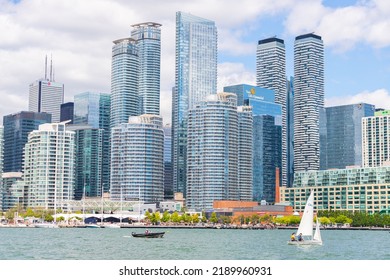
[296,191,314,237]
[313,218,322,244]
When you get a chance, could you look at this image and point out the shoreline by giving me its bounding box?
[1,224,388,231]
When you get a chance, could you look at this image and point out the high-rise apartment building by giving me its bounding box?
[3,111,52,172]
[256,37,287,187]
[23,122,75,210]
[131,22,161,115]
[172,11,217,197]
[293,33,324,172]
[73,92,111,195]
[110,38,139,128]
[362,111,390,167]
[29,59,64,123]
[110,115,164,203]
[1,172,24,211]
[287,77,294,187]
[186,93,252,210]
[321,103,375,170]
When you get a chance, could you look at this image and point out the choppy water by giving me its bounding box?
[0,228,389,260]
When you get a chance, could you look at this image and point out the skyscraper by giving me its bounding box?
[293,33,324,172]
[23,122,75,210]
[321,103,375,170]
[0,126,3,211]
[163,124,173,200]
[110,115,164,203]
[73,92,111,194]
[286,77,294,187]
[131,22,162,115]
[29,58,64,123]
[256,37,287,186]
[186,93,252,210]
[110,38,139,128]
[3,111,52,172]
[362,111,390,167]
[60,102,74,123]
[172,11,217,197]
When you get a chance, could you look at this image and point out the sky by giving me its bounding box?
[1,0,390,125]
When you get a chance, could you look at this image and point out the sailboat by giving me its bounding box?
[288,190,323,245]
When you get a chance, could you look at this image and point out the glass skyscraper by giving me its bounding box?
[321,103,375,170]
[186,93,252,210]
[294,33,324,172]
[73,92,111,195]
[110,115,164,203]
[0,126,3,211]
[287,77,294,187]
[172,11,217,198]
[110,38,139,128]
[163,125,173,200]
[3,111,52,172]
[23,123,75,210]
[60,102,74,123]
[131,22,161,115]
[224,84,282,202]
[256,37,287,187]
[29,79,64,123]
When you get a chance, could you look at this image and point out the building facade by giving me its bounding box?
[23,123,75,210]
[1,172,24,211]
[163,124,173,199]
[110,38,139,128]
[293,33,324,172]
[287,77,294,187]
[3,111,52,172]
[281,166,390,214]
[186,93,252,210]
[131,22,161,115]
[172,11,218,198]
[0,126,3,210]
[60,102,74,123]
[321,103,375,170]
[256,37,287,187]
[362,111,390,167]
[29,79,64,123]
[110,115,164,203]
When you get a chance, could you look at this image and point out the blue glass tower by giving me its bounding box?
[224,84,282,202]
[60,102,74,123]
[3,111,52,172]
[321,103,375,170]
[172,11,217,197]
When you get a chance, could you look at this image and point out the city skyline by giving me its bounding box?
[1,0,390,126]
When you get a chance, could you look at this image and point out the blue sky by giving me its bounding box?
[1,0,390,124]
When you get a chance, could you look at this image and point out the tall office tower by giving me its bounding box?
[224,84,282,202]
[293,33,324,172]
[256,37,287,187]
[74,92,111,194]
[131,22,162,115]
[0,126,3,211]
[237,106,253,201]
[29,58,64,123]
[286,77,294,187]
[68,125,105,200]
[110,38,139,128]
[60,102,74,123]
[3,111,52,172]
[172,11,217,197]
[23,123,75,210]
[253,115,281,202]
[362,111,390,167]
[320,103,375,170]
[163,124,173,199]
[186,93,252,210]
[110,115,164,203]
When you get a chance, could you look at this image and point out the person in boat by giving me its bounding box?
[298,233,303,241]
[290,232,296,241]
[145,229,150,235]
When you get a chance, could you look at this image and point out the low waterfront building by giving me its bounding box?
[280,166,390,213]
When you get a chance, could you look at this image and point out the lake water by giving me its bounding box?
[0,228,389,260]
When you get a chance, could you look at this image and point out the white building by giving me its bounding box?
[23,122,75,210]
[0,126,3,210]
[110,115,164,203]
[362,111,390,167]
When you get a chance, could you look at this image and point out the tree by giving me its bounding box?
[161,211,170,223]
[191,213,200,224]
[210,212,218,224]
[171,211,181,223]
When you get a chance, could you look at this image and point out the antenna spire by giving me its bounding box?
[50,54,53,82]
[45,55,48,80]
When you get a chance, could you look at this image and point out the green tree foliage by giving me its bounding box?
[171,211,181,223]
[210,212,218,224]
[161,211,170,223]
[191,213,200,224]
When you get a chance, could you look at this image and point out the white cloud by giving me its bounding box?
[218,62,256,92]
[325,88,390,110]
